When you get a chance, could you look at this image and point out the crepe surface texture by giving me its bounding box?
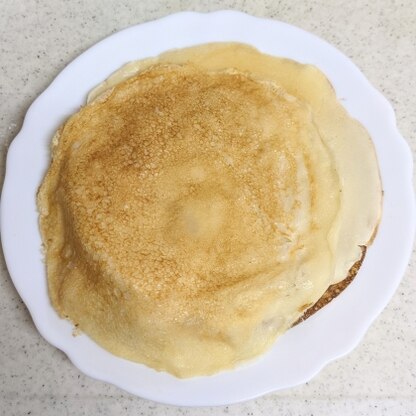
[38,43,382,378]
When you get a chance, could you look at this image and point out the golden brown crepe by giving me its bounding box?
[37,43,382,377]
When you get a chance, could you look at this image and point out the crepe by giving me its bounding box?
[37,43,382,377]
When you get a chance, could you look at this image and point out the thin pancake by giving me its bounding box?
[38,43,382,378]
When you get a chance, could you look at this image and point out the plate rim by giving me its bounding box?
[1,10,415,406]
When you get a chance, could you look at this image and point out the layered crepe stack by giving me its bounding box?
[38,43,381,377]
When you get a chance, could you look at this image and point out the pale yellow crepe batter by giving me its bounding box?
[38,43,382,377]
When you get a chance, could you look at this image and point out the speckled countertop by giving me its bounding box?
[1,1,415,415]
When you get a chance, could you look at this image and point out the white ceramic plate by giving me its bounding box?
[1,11,415,406]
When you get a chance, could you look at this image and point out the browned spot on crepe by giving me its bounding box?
[294,246,367,325]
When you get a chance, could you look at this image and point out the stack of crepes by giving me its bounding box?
[37,43,382,378]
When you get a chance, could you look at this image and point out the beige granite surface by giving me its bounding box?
[0,1,415,415]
